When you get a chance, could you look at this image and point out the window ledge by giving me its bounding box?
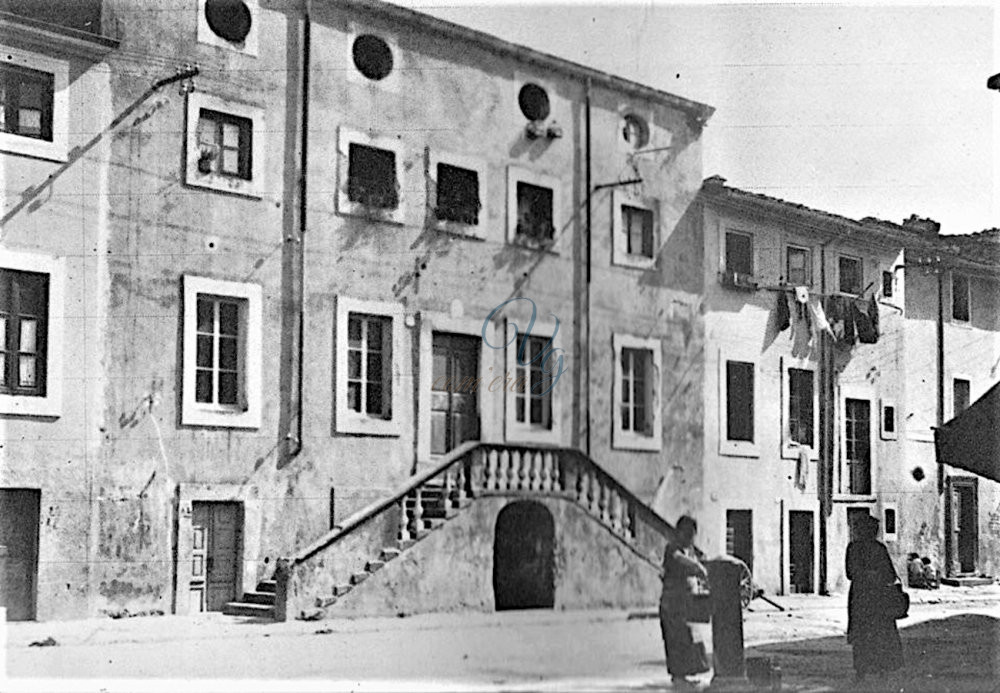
[833,495,876,504]
[613,255,656,270]
[950,320,972,329]
[506,425,560,446]
[336,415,401,437]
[0,393,60,418]
[182,406,260,430]
[432,219,486,240]
[0,12,119,58]
[612,432,662,452]
[719,441,760,458]
[510,238,560,254]
[781,445,819,461]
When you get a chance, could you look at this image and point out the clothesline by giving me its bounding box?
[757,281,878,300]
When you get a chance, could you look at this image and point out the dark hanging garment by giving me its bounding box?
[776,291,790,332]
[870,293,880,337]
[855,300,877,344]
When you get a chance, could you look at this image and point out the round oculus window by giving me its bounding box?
[204,0,252,43]
[621,113,649,149]
[518,83,550,122]
[353,34,394,81]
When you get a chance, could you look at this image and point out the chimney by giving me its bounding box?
[902,214,940,237]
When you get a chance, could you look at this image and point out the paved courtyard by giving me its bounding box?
[3,585,999,692]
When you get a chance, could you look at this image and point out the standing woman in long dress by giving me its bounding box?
[659,515,711,689]
[846,514,904,682]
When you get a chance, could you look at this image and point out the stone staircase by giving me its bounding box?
[227,442,675,620]
[223,578,278,618]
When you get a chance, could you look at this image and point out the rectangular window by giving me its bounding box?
[620,347,654,436]
[845,398,871,495]
[513,335,553,429]
[884,507,897,537]
[838,256,863,295]
[725,232,753,276]
[0,63,54,142]
[788,368,814,447]
[883,405,896,434]
[346,313,391,419]
[726,361,754,442]
[725,509,753,572]
[952,273,970,323]
[623,205,654,258]
[786,246,810,286]
[882,270,893,298]
[515,181,554,242]
[194,296,243,407]
[196,109,252,180]
[953,378,970,416]
[348,143,399,209]
[435,163,481,225]
[0,269,48,396]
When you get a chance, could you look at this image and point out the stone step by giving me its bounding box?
[333,584,354,597]
[426,518,446,530]
[366,559,386,573]
[380,548,401,562]
[397,539,416,551]
[350,572,370,586]
[222,602,275,618]
[242,590,276,605]
[257,579,277,593]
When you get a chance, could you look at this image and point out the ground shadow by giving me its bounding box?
[746,613,1000,692]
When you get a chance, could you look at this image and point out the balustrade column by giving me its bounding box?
[486,449,498,490]
[412,487,424,535]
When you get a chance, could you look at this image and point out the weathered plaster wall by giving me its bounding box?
[0,48,114,618]
[700,202,909,595]
[308,496,661,618]
[903,263,1000,578]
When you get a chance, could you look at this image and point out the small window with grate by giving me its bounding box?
[515,182,554,243]
[435,163,480,225]
[348,143,399,210]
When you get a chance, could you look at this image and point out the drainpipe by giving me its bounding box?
[817,245,829,595]
[287,2,311,460]
[584,78,592,458]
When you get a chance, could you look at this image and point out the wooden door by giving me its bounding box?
[789,510,814,594]
[191,502,242,612]
[431,333,480,455]
[949,478,978,575]
[0,489,40,621]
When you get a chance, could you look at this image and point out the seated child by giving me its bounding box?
[907,553,927,588]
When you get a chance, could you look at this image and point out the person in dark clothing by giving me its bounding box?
[659,515,711,689]
[846,514,904,682]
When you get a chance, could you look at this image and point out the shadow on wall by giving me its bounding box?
[746,613,1000,692]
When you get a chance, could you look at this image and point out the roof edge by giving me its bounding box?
[332,0,715,123]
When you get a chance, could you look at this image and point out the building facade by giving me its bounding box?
[1,0,713,621]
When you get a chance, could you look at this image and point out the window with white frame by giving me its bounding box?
[787,368,815,448]
[338,127,406,224]
[504,319,563,444]
[843,397,872,495]
[185,93,264,197]
[838,255,863,295]
[880,399,898,440]
[612,191,657,268]
[335,296,405,436]
[506,166,561,250]
[0,250,63,417]
[951,273,970,323]
[181,275,262,428]
[786,245,811,286]
[726,361,754,443]
[0,47,68,161]
[882,504,898,542]
[346,313,391,420]
[612,333,662,451]
[427,150,487,238]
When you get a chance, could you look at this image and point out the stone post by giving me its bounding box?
[706,557,747,682]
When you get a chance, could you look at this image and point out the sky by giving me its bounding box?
[399,0,997,236]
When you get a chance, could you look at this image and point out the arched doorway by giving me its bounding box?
[493,501,555,610]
